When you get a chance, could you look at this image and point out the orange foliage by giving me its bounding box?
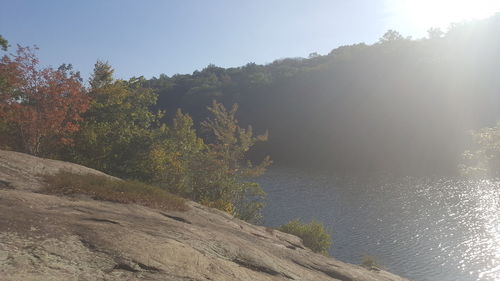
[0,46,89,155]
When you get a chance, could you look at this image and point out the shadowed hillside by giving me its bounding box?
[147,14,500,175]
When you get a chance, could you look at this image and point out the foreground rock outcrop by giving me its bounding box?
[0,150,408,281]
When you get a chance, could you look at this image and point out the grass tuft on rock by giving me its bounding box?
[42,171,188,211]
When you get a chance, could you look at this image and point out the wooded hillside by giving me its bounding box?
[147,15,500,175]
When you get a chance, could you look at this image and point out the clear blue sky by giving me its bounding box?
[2,0,497,80]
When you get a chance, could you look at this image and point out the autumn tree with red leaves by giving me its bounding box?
[0,46,89,156]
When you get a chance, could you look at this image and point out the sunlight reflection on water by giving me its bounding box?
[474,180,500,280]
[258,168,500,281]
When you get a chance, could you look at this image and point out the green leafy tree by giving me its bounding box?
[0,35,8,51]
[197,101,271,222]
[139,101,270,222]
[89,60,113,88]
[70,61,162,179]
[147,109,206,195]
[69,63,271,223]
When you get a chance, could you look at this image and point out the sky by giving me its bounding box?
[1,0,500,80]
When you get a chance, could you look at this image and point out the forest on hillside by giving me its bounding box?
[2,15,500,223]
[0,43,270,222]
[146,15,500,175]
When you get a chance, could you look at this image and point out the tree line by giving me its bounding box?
[0,43,270,223]
[145,14,500,176]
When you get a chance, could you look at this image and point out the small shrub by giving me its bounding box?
[279,219,332,255]
[42,171,187,211]
[361,255,380,270]
[201,199,235,215]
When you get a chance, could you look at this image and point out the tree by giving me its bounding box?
[199,100,271,222]
[378,30,405,43]
[70,61,162,178]
[308,52,320,58]
[0,45,89,156]
[89,60,113,89]
[147,109,206,195]
[427,27,444,39]
[0,35,8,51]
[140,102,270,222]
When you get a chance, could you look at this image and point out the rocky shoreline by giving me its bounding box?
[0,150,409,281]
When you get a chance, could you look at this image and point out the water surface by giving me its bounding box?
[257,167,499,281]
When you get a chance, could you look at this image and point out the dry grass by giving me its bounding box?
[41,172,188,211]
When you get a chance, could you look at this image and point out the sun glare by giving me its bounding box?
[385,0,500,33]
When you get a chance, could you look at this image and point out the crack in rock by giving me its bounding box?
[113,259,162,273]
[0,180,13,189]
[160,212,192,224]
[82,218,121,225]
[232,258,294,280]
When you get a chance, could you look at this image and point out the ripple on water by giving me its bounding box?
[258,168,500,281]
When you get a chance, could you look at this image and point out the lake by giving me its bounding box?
[257,167,499,281]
